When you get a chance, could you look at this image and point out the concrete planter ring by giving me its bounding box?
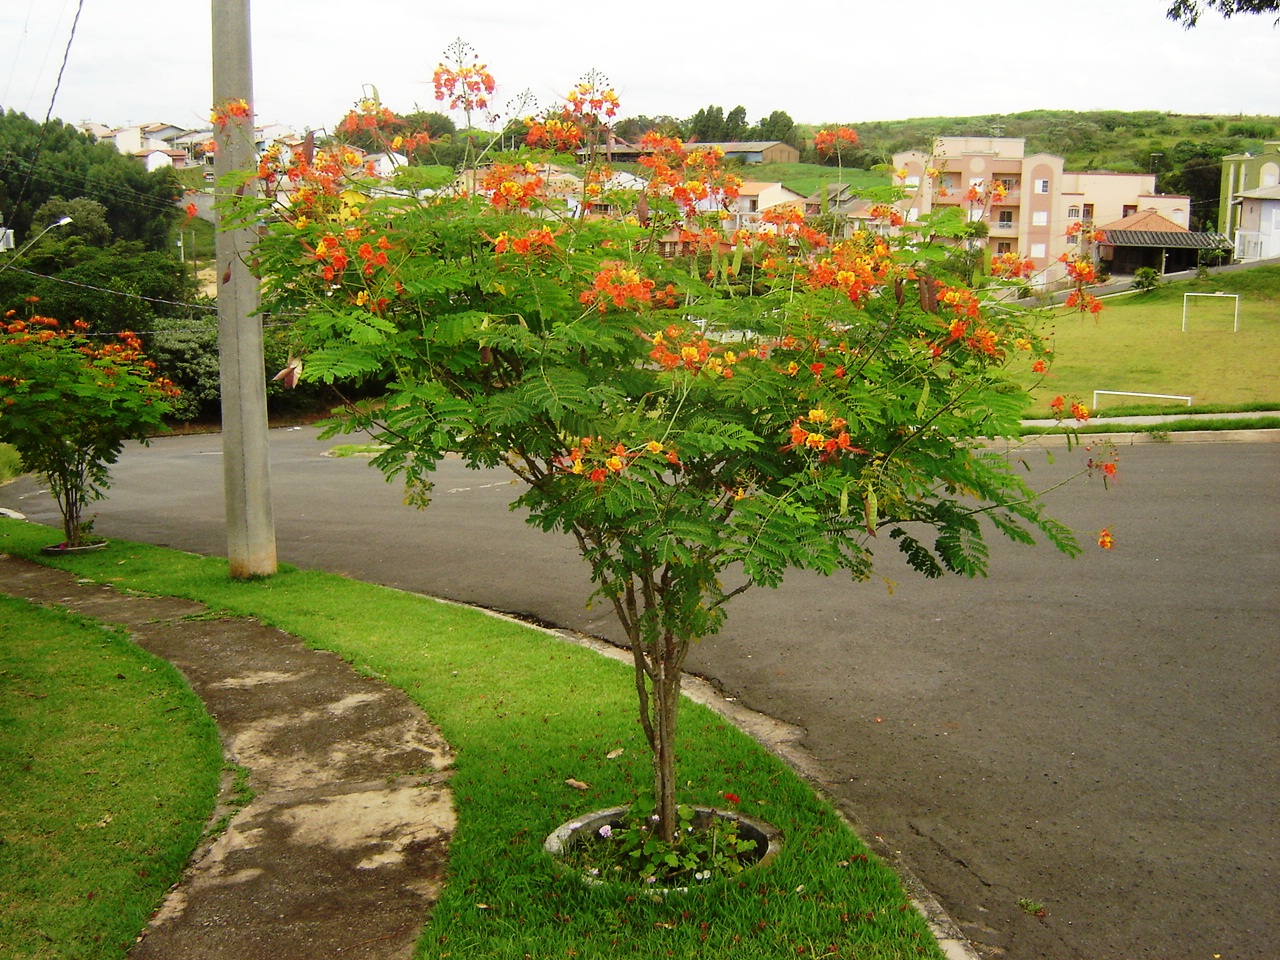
[40,539,108,555]
[544,804,782,893]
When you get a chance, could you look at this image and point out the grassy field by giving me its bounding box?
[741,163,888,197]
[1020,267,1280,416]
[0,595,221,959]
[0,518,948,959]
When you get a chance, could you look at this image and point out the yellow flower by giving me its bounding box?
[808,408,828,423]
[605,456,624,472]
[646,441,663,454]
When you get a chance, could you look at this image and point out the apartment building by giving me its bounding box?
[893,137,1191,285]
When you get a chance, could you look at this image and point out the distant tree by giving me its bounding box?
[0,110,181,250]
[30,197,112,247]
[1166,0,1279,27]
[755,110,797,146]
[687,105,725,142]
[723,105,749,141]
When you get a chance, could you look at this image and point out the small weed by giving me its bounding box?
[1017,897,1048,920]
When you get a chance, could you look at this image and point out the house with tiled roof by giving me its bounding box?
[1095,209,1230,274]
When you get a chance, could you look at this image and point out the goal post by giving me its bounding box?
[1182,292,1240,332]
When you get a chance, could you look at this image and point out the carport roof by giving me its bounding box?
[1102,230,1230,249]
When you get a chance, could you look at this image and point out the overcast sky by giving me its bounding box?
[2,1,1278,136]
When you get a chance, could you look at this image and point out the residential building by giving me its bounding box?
[893,137,1191,285]
[1095,209,1229,274]
[1217,141,1280,234]
[1219,142,1280,260]
[1231,186,1280,261]
[724,181,805,229]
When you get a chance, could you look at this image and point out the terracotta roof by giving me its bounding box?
[1097,209,1187,233]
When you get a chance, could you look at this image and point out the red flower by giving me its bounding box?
[723,792,740,805]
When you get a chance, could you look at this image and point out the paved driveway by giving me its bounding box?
[3,428,1276,959]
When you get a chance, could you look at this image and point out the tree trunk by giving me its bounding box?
[651,650,682,845]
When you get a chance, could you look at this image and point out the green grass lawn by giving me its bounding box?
[742,163,888,198]
[0,595,221,959]
[1022,267,1280,416]
[0,517,947,959]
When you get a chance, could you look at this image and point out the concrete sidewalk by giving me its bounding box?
[0,554,455,960]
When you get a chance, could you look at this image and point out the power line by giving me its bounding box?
[5,264,217,312]
[8,0,85,220]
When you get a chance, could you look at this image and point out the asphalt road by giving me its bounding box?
[3,427,1276,959]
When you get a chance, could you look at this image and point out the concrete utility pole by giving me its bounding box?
[212,0,276,578]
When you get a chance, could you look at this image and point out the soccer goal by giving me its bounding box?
[1182,292,1240,332]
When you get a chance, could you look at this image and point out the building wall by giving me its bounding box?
[1218,141,1280,236]
[1236,197,1280,260]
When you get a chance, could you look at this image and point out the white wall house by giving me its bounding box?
[1233,186,1280,261]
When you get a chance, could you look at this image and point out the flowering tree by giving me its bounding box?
[226,49,1107,843]
[0,310,177,547]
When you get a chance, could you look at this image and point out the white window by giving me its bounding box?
[969,177,985,190]
[905,175,921,187]
[908,207,919,222]
[1035,179,1050,194]
[1067,234,1079,245]
[969,208,984,221]
[1032,211,1049,227]
[1030,243,1047,258]
[1067,205,1081,218]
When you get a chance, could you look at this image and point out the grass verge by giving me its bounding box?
[0,594,221,959]
[0,517,946,959]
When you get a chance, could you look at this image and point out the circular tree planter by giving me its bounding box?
[545,805,782,893]
[40,539,108,555]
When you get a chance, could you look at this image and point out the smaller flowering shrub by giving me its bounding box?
[0,311,176,546]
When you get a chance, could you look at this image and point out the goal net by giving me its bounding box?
[1182,292,1240,332]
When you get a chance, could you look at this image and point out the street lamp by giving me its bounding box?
[0,216,73,275]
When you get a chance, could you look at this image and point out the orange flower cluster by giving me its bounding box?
[647,325,741,379]
[210,98,250,129]
[481,163,544,209]
[1086,446,1119,481]
[1049,396,1090,421]
[1065,221,1106,245]
[310,230,392,286]
[868,204,905,227]
[1097,528,1115,550]
[1060,255,1096,285]
[813,127,859,156]
[991,252,1037,279]
[557,436,681,484]
[784,407,865,462]
[800,235,895,304]
[758,207,829,248]
[937,284,982,320]
[565,77,620,119]
[432,58,495,113]
[636,134,742,216]
[490,227,558,256]
[579,264,673,313]
[525,115,584,152]
[1063,288,1104,315]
